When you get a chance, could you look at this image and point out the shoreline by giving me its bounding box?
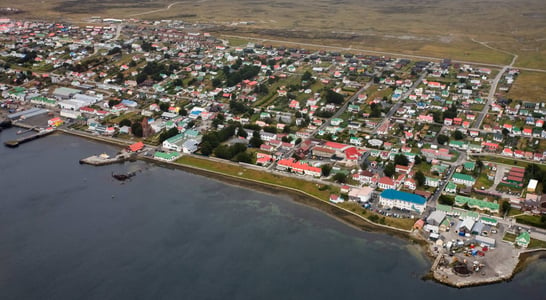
[25,127,546,287]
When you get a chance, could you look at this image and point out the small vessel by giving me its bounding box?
[112,172,136,181]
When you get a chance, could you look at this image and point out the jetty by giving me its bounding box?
[79,152,133,166]
[4,128,56,147]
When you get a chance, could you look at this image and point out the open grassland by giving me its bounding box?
[506,71,546,102]
[1,0,545,66]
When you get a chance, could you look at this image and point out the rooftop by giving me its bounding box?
[380,189,426,205]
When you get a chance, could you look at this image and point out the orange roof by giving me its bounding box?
[129,141,144,152]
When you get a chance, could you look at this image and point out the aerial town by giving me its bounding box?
[1,17,546,287]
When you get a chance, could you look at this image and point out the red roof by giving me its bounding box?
[378,176,395,185]
[344,147,359,160]
[324,141,349,150]
[129,141,144,152]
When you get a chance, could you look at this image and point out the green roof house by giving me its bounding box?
[464,161,476,171]
[454,195,499,213]
[452,173,476,186]
[516,232,530,248]
[445,181,457,193]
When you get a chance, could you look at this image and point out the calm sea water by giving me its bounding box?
[0,128,545,300]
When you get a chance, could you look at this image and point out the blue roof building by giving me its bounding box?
[379,189,427,214]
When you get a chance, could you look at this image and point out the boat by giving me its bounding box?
[112,172,136,181]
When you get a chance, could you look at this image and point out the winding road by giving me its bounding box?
[128,1,207,17]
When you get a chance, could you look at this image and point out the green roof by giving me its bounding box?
[464,161,476,170]
[436,204,453,213]
[445,181,457,191]
[454,195,499,212]
[165,133,185,144]
[449,140,465,147]
[516,232,530,245]
[480,216,498,225]
[452,172,475,183]
[31,96,56,104]
[154,151,180,160]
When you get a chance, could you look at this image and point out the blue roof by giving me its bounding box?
[380,189,426,205]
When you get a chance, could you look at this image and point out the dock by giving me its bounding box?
[4,128,56,147]
[79,152,133,166]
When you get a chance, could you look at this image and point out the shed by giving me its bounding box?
[471,221,485,235]
[475,235,496,248]
[427,210,446,226]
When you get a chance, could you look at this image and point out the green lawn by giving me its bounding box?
[516,215,546,229]
[176,155,335,200]
[474,172,493,190]
[503,232,517,242]
[529,238,546,249]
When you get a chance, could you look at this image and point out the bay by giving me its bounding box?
[0,129,544,299]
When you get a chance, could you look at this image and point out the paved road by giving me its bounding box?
[472,65,509,129]
[372,71,427,135]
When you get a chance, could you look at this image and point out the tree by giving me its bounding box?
[414,155,422,165]
[131,122,143,137]
[502,128,510,136]
[108,99,120,108]
[213,145,232,159]
[333,172,347,183]
[452,130,465,140]
[414,171,426,187]
[200,141,214,156]
[524,164,542,181]
[501,200,511,215]
[159,127,179,142]
[301,71,312,82]
[438,195,454,206]
[476,159,484,172]
[384,163,395,177]
[119,118,132,127]
[432,110,443,123]
[437,134,449,145]
[394,154,409,166]
[249,131,263,148]
[321,164,332,177]
[234,151,252,163]
[159,102,170,112]
[324,89,344,105]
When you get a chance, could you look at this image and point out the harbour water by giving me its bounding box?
[0,129,545,299]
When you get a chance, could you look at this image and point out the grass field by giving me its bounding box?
[506,71,546,102]
[176,155,335,200]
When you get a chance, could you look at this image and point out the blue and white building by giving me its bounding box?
[379,189,427,214]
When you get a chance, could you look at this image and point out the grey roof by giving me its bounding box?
[426,210,446,226]
[471,221,485,233]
